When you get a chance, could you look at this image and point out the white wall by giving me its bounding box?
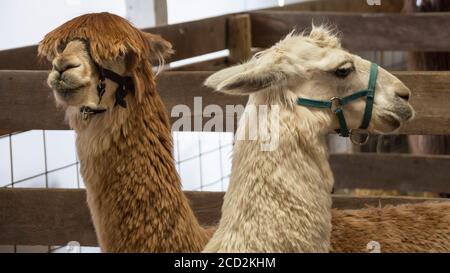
[167,0,307,24]
[167,0,273,24]
[0,0,127,50]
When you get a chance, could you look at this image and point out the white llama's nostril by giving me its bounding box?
[395,89,411,102]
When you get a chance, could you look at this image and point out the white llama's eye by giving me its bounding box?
[334,63,354,78]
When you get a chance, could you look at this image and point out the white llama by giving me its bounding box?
[203,26,450,253]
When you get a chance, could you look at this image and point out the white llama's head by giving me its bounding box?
[205,26,414,134]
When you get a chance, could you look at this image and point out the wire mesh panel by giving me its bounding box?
[0,130,234,252]
[174,131,233,191]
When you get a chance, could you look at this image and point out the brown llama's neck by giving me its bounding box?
[74,89,209,252]
[204,105,334,252]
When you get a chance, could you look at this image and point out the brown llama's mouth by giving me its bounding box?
[53,83,84,93]
[48,74,86,92]
[54,85,84,99]
[56,89,75,99]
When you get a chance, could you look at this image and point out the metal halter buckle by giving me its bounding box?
[97,80,106,97]
[349,129,371,146]
[80,107,91,121]
[330,97,343,113]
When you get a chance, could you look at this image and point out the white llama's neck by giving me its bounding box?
[204,98,334,252]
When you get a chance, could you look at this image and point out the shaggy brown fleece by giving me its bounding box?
[331,202,450,252]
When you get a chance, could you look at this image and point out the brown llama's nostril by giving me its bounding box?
[53,59,81,74]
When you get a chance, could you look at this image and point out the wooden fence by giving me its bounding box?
[2,70,450,134]
[1,188,442,246]
[0,0,449,246]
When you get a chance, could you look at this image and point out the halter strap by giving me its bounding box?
[297,63,379,140]
[80,106,107,121]
[360,63,378,129]
[101,68,135,108]
[80,41,135,120]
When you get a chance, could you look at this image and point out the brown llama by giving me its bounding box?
[39,12,213,252]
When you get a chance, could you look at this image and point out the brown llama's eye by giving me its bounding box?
[335,67,352,78]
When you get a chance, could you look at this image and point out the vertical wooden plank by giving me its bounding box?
[154,0,168,26]
[227,14,252,64]
[126,0,157,28]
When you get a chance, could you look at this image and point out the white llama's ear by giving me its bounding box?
[205,62,288,95]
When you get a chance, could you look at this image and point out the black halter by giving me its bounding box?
[80,44,135,120]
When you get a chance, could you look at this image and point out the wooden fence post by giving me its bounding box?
[154,0,168,26]
[227,14,252,64]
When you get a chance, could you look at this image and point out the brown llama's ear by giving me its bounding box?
[142,32,174,65]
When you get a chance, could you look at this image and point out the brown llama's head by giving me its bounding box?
[38,12,173,115]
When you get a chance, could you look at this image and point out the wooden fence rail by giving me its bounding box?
[331,153,450,193]
[250,11,450,51]
[0,188,445,246]
[1,70,450,135]
[0,16,228,70]
[3,11,450,70]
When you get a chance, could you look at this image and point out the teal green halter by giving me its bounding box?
[297,63,378,144]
